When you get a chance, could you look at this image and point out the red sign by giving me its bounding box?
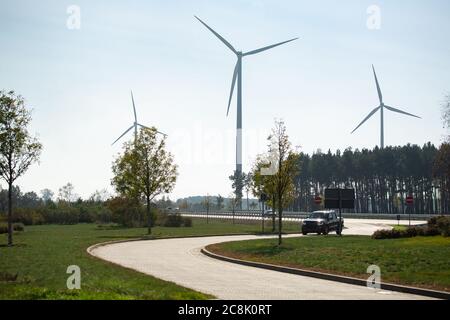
[406,196,414,205]
[314,196,322,205]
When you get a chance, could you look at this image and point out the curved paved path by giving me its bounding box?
[89,220,431,300]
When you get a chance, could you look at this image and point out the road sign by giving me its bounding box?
[314,196,322,205]
[324,189,355,209]
[406,196,414,206]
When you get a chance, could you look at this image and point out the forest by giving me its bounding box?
[292,142,449,214]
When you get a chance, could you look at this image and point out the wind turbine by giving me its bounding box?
[195,16,298,203]
[112,91,167,145]
[351,65,421,149]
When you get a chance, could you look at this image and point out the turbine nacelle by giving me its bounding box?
[195,16,298,117]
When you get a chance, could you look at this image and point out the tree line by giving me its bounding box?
[292,143,449,214]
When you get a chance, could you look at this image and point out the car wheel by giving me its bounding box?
[302,232,307,236]
[317,231,321,235]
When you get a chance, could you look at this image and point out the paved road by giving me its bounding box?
[182,213,427,225]
[89,220,432,300]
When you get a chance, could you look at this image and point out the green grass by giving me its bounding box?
[207,235,450,292]
[391,225,408,231]
[0,218,300,299]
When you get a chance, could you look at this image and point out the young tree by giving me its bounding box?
[216,194,224,210]
[40,188,54,203]
[229,170,243,209]
[58,182,77,204]
[202,194,211,223]
[228,192,239,224]
[89,188,111,203]
[269,120,299,245]
[0,90,42,246]
[243,172,253,211]
[112,127,178,234]
[442,93,450,138]
[251,153,277,232]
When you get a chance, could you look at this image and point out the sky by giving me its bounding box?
[0,0,449,200]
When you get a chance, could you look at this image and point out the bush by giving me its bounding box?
[0,223,24,233]
[0,224,7,234]
[372,216,450,239]
[183,217,193,228]
[428,216,450,237]
[163,213,184,227]
[106,197,158,228]
[12,208,44,225]
[13,223,24,232]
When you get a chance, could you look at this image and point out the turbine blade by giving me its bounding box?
[351,106,381,134]
[243,37,298,56]
[227,61,239,117]
[384,105,421,119]
[137,123,167,136]
[372,65,383,104]
[131,90,137,122]
[112,125,134,145]
[194,16,237,54]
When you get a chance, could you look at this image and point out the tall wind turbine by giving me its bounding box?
[351,65,421,149]
[195,16,298,202]
[112,90,167,145]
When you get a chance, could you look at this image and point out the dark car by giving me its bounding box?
[301,210,344,235]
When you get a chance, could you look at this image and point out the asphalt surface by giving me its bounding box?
[89,219,432,300]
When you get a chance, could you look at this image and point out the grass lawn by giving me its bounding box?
[0,218,300,299]
[207,235,450,292]
[391,225,408,231]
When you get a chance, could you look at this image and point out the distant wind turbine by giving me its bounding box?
[112,91,167,145]
[195,15,298,202]
[351,65,421,149]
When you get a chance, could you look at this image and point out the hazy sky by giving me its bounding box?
[1,0,449,200]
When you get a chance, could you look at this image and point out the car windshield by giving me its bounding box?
[309,212,325,219]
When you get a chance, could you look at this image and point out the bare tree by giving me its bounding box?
[58,182,77,204]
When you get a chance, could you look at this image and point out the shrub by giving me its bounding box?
[372,216,450,239]
[435,216,450,237]
[12,208,44,225]
[163,213,183,227]
[107,197,144,227]
[13,223,24,232]
[0,224,8,234]
[424,226,440,236]
[183,217,193,228]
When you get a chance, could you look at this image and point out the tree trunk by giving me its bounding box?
[146,195,152,235]
[271,195,276,232]
[278,201,283,246]
[8,181,13,246]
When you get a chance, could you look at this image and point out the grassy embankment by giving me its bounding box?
[0,218,300,299]
[207,235,450,292]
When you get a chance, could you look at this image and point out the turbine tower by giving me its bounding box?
[351,65,421,149]
[112,90,166,145]
[195,16,298,203]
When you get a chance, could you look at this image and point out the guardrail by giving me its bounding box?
[179,210,438,221]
